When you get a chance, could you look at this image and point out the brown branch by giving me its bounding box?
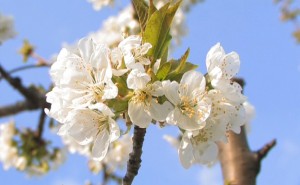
[218,78,276,185]
[0,64,41,103]
[255,139,277,162]
[36,108,46,139]
[0,100,40,117]
[123,126,146,185]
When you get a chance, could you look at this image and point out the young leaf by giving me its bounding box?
[156,62,171,80]
[131,0,149,32]
[144,1,182,61]
[166,48,197,82]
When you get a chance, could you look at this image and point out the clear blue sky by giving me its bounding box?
[1,0,300,185]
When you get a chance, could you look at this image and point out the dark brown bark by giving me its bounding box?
[0,64,49,118]
[123,126,146,185]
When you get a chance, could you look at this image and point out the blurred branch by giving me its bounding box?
[0,64,49,118]
[0,100,39,117]
[218,78,276,185]
[37,109,46,139]
[0,64,42,102]
[6,64,49,77]
[123,126,146,185]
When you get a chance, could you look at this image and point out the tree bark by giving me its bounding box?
[123,126,146,185]
[218,78,276,185]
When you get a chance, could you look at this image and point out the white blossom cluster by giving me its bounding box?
[0,121,65,175]
[87,0,114,11]
[0,13,16,44]
[89,0,198,47]
[61,133,132,173]
[0,121,26,170]
[46,33,249,168]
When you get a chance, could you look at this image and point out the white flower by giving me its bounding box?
[110,47,128,76]
[87,0,114,11]
[164,71,211,131]
[207,89,246,134]
[0,121,27,171]
[105,133,132,171]
[60,103,120,161]
[118,35,152,69]
[46,37,118,122]
[179,131,218,169]
[127,71,173,128]
[0,13,16,44]
[206,43,246,100]
[60,134,91,157]
[90,6,139,47]
[206,43,240,85]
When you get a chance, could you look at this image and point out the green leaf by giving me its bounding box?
[144,1,182,61]
[148,0,157,19]
[131,0,149,31]
[174,48,190,73]
[167,61,198,82]
[165,48,197,82]
[156,62,171,80]
[107,99,128,114]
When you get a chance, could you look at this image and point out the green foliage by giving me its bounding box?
[156,62,171,80]
[131,0,149,31]
[143,1,182,61]
[164,48,198,82]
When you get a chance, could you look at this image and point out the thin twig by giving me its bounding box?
[8,64,49,75]
[255,139,277,161]
[37,109,46,139]
[123,126,146,185]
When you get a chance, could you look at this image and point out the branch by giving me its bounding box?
[0,99,42,117]
[255,139,277,162]
[0,64,41,103]
[7,64,49,76]
[123,126,146,185]
[218,78,276,185]
[36,108,46,139]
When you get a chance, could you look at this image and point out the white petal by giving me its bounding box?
[127,69,150,90]
[108,119,120,142]
[78,37,95,63]
[223,51,240,79]
[149,100,173,122]
[179,133,195,169]
[92,130,110,161]
[128,101,151,128]
[173,108,206,131]
[162,80,180,105]
[180,71,205,96]
[193,141,218,164]
[206,43,224,72]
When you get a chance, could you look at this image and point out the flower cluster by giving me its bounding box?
[0,121,26,171]
[60,132,132,173]
[0,121,65,175]
[87,0,114,11]
[46,32,248,168]
[0,13,16,44]
[88,0,199,47]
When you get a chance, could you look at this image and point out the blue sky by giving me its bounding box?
[1,0,300,185]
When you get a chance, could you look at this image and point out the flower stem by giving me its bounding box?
[123,126,146,185]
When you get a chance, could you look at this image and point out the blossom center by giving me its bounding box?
[132,90,151,105]
[179,96,198,118]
